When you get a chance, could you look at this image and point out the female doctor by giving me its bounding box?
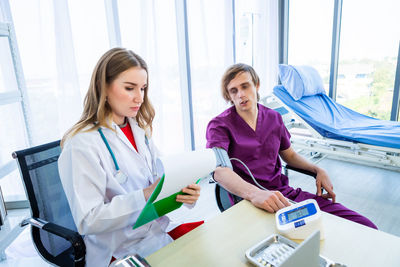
[58,48,201,266]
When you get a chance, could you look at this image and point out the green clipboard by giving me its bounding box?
[133,175,200,229]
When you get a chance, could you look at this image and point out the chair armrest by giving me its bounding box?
[216,166,320,212]
[21,217,85,265]
[285,165,327,195]
[285,165,317,178]
[215,184,243,212]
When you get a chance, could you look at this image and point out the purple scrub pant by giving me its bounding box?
[275,174,378,230]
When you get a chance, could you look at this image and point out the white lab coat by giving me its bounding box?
[58,117,173,266]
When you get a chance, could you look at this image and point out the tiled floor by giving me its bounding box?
[287,157,400,237]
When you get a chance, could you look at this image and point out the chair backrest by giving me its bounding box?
[12,140,79,261]
[215,184,242,212]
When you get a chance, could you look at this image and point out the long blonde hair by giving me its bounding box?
[61,48,155,147]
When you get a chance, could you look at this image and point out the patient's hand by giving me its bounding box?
[316,168,336,202]
[250,189,290,213]
[176,184,201,205]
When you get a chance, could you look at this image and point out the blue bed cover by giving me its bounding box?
[273,85,400,149]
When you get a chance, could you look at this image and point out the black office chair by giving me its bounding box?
[215,165,317,212]
[12,140,85,266]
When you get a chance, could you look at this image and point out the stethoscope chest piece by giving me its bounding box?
[115,170,128,184]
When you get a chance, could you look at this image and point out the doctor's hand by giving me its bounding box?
[176,184,201,205]
[315,168,336,203]
[250,189,290,213]
[143,178,161,201]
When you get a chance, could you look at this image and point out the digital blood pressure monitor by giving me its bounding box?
[275,199,324,240]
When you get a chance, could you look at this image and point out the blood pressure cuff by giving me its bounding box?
[212,147,232,169]
[210,147,232,183]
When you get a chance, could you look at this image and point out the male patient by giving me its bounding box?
[206,63,377,229]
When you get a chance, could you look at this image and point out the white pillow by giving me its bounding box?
[278,64,326,100]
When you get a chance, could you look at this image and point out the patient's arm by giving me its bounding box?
[279,146,336,203]
[213,167,290,213]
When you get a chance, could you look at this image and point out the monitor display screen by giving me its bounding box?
[287,206,309,221]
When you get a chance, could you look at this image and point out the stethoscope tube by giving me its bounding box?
[98,127,156,182]
[98,128,120,171]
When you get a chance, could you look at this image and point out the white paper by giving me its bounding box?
[154,149,216,201]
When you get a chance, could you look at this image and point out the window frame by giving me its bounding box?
[281,0,400,121]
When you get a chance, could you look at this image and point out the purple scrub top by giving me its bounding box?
[206,104,291,189]
[206,104,378,230]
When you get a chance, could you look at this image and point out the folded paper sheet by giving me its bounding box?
[133,149,216,229]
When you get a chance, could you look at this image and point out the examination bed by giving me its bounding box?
[273,85,400,149]
[265,64,400,171]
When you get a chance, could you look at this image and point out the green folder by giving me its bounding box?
[133,175,200,229]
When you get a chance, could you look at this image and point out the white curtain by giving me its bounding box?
[186,0,235,149]
[1,0,279,201]
[6,0,279,152]
[52,0,82,139]
[235,0,279,96]
[0,0,109,200]
[118,0,186,153]
[263,0,279,95]
[8,0,110,145]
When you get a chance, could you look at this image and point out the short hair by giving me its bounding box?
[221,63,260,103]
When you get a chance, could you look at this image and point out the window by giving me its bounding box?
[288,0,334,90]
[337,0,400,120]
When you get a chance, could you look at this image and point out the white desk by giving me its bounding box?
[147,200,400,267]
[0,209,29,261]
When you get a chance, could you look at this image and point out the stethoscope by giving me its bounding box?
[98,128,157,184]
